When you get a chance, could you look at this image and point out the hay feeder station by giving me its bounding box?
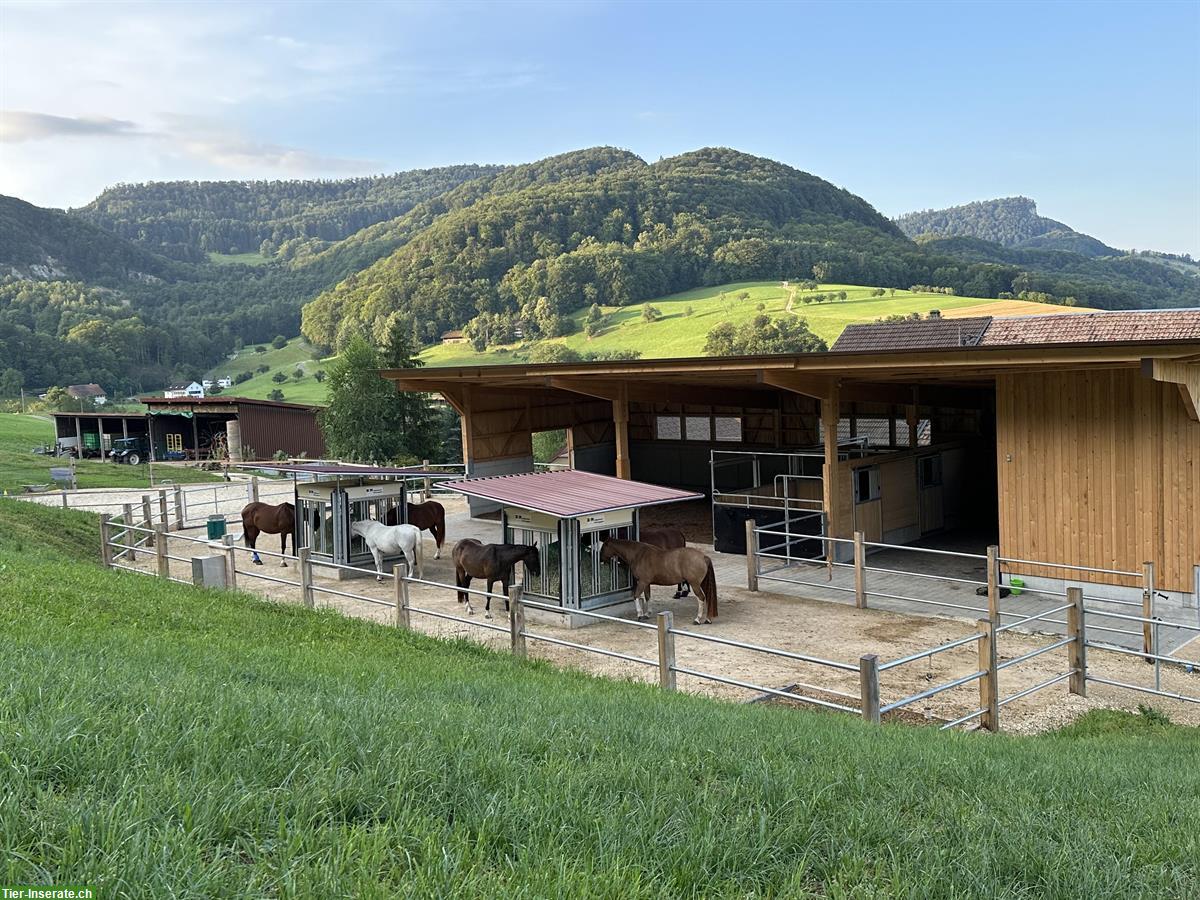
[270,463,448,578]
[440,470,702,624]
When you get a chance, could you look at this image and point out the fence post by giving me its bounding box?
[154,525,169,579]
[122,502,136,561]
[173,485,184,530]
[299,548,314,608]
[1066,586,1087,696]
[859,653,880,724]
[1142,561,1155,658]
[853,530,867,609]
[60,491,68,509]
[157,489,168,529]
[394,565,410,629]
[986,545,1000,625]
[657,610,676,691]
[99,514,113,568]
[978,619,998,732]
[745,519,758,591]
[223,534,238,590]
[422,460,431,500]
[70,456,77,490]
[251,476,260,504]
[509,585,526,658]
[140,495,154,551]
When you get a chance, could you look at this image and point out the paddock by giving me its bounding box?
[100,493,1200,734]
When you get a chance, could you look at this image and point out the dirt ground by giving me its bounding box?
[115,496,1200,735]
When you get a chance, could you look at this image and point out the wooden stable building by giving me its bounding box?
[384,310,1200,597]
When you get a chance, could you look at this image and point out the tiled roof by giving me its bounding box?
[66,383,106,397]
[979,309,1200,345]
[440,469,703,518]
[832,317,992,352]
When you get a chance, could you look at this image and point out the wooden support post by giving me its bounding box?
[978,619,998,732]
[1142,561,1155,657]
[745,519,758,591]
[888,406,898,448]
[613,386,630,480]
[657,611,676,691]
[140,495,154,550]
[853,530,867,609]
[122,502,136,561]
[223,534,238,590]
[173,485,184,531]
[157,489,168,528]
[859,654,880,724]
[509,585,526,657]
[154,525,169,579]
[986,545,1000,625]
[99,514,113,568]
[394,564,410,629]
[1066,586,1087,696]
[906,404,918,449]
[299,549,314,609]
[821,386,840,542]
[250,476,260,504]
[422,460,432,500]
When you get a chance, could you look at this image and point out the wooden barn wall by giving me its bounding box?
[464,389,609,463]
[996,369,1199,592]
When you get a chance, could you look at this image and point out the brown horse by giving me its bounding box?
[385,500,447,558]
[452,538,541,617]
[601,538,717,625]
[639,525,690,599]
[241,501,295,567]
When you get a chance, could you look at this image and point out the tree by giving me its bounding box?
[271,335,288,349]
[256,364,270,374]
[0,368,23,396]
[584,320,602,339]
[292,369,304,381]
[267,388,285,401]
[641,305,662,323]
[584,303,603,324]
[703,315,827,356]
[314,370,326,383]
[255,345,267,354]
[271,372,287,383]
[812,261,833,282]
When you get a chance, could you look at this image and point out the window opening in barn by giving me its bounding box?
[655,415,682,440]
[919,454,943,488]
[854,466,881,504]
[714,416,743,442]
[685,416,712,441]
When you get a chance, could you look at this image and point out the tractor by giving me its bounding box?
[109,435,149,466]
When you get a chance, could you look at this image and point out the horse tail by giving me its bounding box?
[434,506,446,549]
[701,558,718,619]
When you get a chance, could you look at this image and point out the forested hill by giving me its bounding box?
[0,194,182,283]
[895,197,1123,257]
[302,147,914,347]
[72,165,503,262]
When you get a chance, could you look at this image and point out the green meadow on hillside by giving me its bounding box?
[203,337,333,405]
[206,250,269,266]
[0,413,223,495]
[419,282,1087,366]
[0,498,1196,896]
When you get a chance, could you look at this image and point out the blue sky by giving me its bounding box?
[1,0,1197,254]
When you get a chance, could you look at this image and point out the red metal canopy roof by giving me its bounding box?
[440,470,703,518]
[243,462,447,477]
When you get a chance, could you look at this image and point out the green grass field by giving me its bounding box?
[0,413,224,495]
[206,250,269,267]
[1,499,1196,896]
[420,282,1089,367]
[204,337,333,405]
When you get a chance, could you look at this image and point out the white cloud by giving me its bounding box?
[0,111,146,143]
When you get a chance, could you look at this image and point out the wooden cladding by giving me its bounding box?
[996,369,1200,592]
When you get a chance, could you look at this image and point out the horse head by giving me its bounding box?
[521,544,542,576]
[600,540,618,564]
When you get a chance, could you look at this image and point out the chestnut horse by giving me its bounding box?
[600,538,717,625]
[385,500,447,558]
[639,525,690,598]
[240,501,294,567]
[452,538,540,617]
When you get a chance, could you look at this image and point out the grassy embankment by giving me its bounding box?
[0,413,223,495]
[420,281,1092,367]
[203,337,332,405]
[0,499,1195,896]
[206,250,269,267]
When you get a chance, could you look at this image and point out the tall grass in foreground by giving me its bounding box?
[0,500,1197,897]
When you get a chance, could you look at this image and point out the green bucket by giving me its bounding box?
[206,515,227,541]
[1009,576,1024,597]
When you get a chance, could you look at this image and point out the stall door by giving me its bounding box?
[918,454,944,535]
[852,466,883,542]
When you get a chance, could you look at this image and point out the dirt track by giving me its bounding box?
[114,497,1200,734]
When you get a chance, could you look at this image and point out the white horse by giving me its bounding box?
[350,520,423,581]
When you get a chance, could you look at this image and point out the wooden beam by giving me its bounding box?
[822,384,841,538]
[906,404,918,448]
[550,376,775,409]
[1143,358,1199,421]
[762,371,834,400]
[613,384,630,480]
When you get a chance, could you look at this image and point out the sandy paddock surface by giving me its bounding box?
[112,497,1199,735]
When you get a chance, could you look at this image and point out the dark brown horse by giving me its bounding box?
[452,538,541,617]
[385,500,447,558]
[241,501,295,567]
[639,525,690,598]
[601,538,717,625]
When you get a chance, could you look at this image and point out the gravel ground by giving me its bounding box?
[108,496,1200,735]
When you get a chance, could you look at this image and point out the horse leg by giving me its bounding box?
[632,579,649,621]
[433,522,443,560]
[456,569,474,615]
[484,579,499,619]
[279,530,288,567]
[246,525,262,565]
[693,585,710,625]
[373,546,384,582]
